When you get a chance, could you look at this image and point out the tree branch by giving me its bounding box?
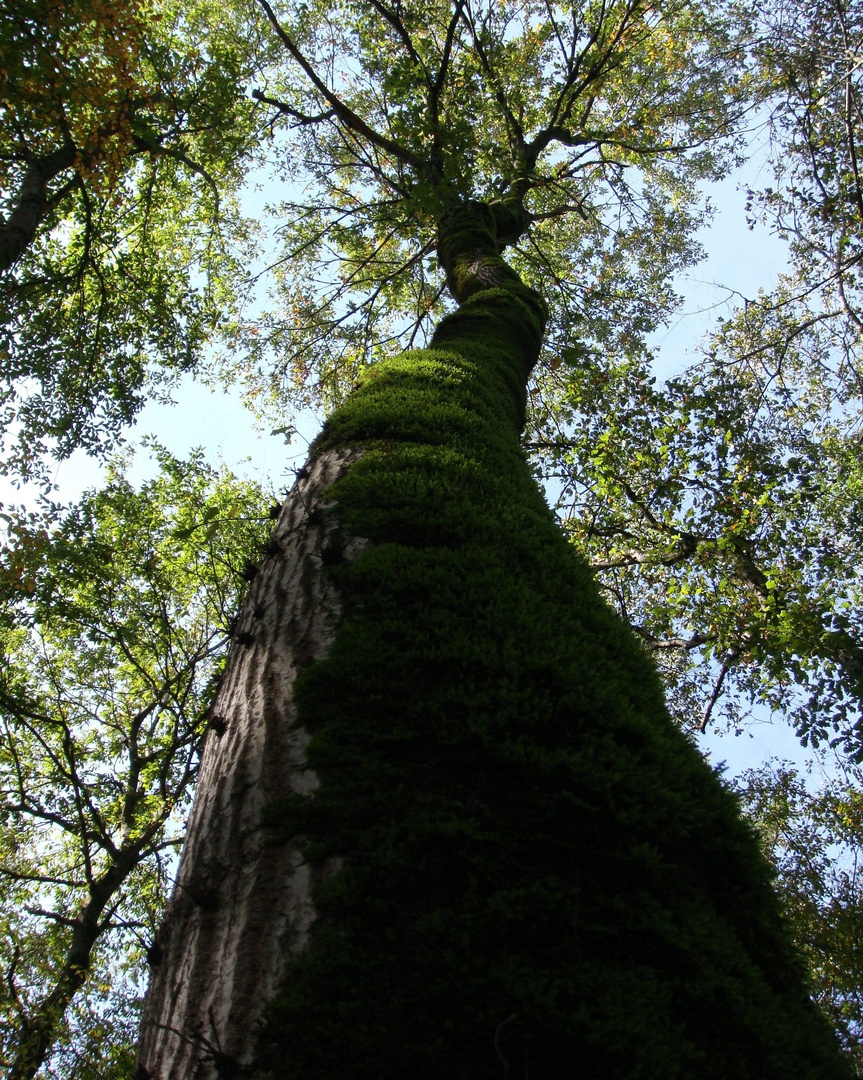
[0,145,77,273]
[251,89,336,127]
[459,2,526,171]
[368,0,428,77]
[255,0,425,170]
[700,650,739,733]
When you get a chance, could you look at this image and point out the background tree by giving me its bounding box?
[545,0,863,758]
[0,0,271,481]
[734,759,863,1073]
[0,448,270,1078]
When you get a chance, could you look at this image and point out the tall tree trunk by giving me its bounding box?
[137,202,850,1080]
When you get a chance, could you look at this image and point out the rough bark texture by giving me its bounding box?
[136,447,365,1079]
[138,202,850,1080]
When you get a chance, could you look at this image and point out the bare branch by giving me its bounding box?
[368,0,428,78]
[429,0,467,172]
[24,906,78,928]
[700,651,740,733]
[639,632,713,653]
[251,89,336,127]
[459,1,526,170]
[256,0,425,170]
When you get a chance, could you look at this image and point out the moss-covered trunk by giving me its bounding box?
[137,202,849,1079]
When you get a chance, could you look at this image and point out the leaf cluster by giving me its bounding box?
[533,0,863,761]
[541,281,863,754]
[0,448,270,1077]
[0,0,271,481]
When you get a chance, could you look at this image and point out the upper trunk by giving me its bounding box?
[137,202,849,1080]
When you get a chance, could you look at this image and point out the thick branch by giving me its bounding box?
[0,146,77,273]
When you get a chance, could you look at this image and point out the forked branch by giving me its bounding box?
[256,0,426,171]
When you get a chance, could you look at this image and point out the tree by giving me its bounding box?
[0,0,270,481]
[544,0,863,756]
[137,201,849,1078]
[0,448,270,1078]
[135,2,850,1076]
[734,759,863,1074]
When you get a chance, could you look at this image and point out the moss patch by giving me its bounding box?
[256,208,849,1080]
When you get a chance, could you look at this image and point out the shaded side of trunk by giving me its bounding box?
[136,447,365,1079]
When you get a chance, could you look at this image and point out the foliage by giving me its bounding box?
[543,297,863,755]
[0,448,270,1078]
[9,0,858,761]
[3,0,859,757]
[0,0,270,480]
[735,760,863,1075]
[542,0,863,758]
[237,0,752,414]
[752,0,863,327]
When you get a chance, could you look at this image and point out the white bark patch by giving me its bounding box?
[137,446,365,1080]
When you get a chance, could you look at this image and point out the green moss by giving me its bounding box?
[256,206,849,1079]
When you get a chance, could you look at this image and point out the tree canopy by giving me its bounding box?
[0,0,270,479]
[548,0,863,757]
[242,0,750,409]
